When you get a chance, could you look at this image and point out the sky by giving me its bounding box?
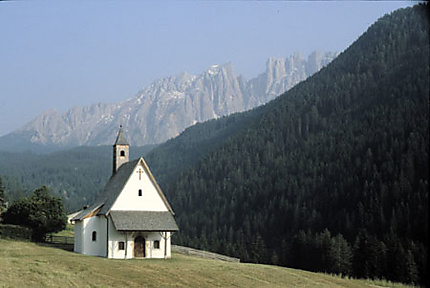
[0,1,415,137]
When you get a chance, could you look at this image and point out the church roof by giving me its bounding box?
[114,125,129,146]
[98,159,140,215]
[110,211,179,231]
[72,202,104,222]
[72,157,175,222]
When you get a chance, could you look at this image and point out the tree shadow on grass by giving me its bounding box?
[36,242,74,252]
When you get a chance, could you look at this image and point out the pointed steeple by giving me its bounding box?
[114,125,129,145]
[112,125,129,175]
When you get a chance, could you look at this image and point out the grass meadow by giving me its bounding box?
[0,239,413,288]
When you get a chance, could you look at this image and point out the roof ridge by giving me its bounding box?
[96,157,175,216]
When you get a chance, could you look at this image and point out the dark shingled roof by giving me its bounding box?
[98,159,140,215]
[110,211,179,231]
[72,157,176,224]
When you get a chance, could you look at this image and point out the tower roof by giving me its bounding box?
[114,125,129,146]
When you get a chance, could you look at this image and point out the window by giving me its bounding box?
[120,150,126,157]
[118,241,125,250]
[138,189,143,196]
[92,231,97,242]
[154,240,160,249]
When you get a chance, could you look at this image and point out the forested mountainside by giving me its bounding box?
[160,5,428,284]
[0,52,337,151]
[0,106,261,213]
[145,110,263,187]
[0,145,155,211]
[0,110,259,212]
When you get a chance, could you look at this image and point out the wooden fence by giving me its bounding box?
[45,235,74,245]
[172,245,240,263]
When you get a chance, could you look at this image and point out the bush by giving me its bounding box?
[2,186,67,242]
[0,224,31,240]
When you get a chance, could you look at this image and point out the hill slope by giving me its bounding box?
[159,4,428,284]
[0,239,411,288]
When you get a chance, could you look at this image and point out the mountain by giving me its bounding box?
[147,5,428,285]
[1,4,427,284]
[0,52,337,151]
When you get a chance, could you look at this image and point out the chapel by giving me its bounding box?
[72,126,179,259]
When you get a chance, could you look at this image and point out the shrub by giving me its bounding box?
[2,186,67,242]
[0,223,31,240]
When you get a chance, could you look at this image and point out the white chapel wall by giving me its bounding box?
[107,219,171,259]
[111,163,168,212]
[81,216,107,257]
[107,217,129,259]
[73,221,83,254]
[145,232,170,258]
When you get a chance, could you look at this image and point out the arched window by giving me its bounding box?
[138,189,143,196]
[92,231,97,242]
[120,150,126,157]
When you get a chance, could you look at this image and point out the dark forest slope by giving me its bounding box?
[163,5,428,284]
[145,109,263,186]
[0,145,155,211]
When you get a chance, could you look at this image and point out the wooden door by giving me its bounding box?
[134,236,145,258]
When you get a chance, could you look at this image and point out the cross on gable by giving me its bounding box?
[136,168,144,180]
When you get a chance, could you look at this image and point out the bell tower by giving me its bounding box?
[113,125,129,175]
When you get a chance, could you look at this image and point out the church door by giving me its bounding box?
[134,236,145,258]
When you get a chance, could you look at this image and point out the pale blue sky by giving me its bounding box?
[0,1,414,136]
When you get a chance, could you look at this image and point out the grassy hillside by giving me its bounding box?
[0,239,411,288]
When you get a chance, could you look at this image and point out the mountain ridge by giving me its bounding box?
[0,51,337,151]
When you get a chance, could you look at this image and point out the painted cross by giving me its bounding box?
[136,168,144,180]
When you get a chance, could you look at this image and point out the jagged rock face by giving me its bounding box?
[11,51,338,147]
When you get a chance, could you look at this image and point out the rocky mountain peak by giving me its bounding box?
[0,51,338,150]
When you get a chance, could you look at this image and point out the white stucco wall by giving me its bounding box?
[76,217,172,259]
[107,217,128,259]
[74,221,83,254]
[107,218,171,259]
[75,216,107,257]
[111,162,168,212]
[144,232,171,259]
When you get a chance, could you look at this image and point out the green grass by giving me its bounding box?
[51,224,74,238]
[0,239,413,288]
